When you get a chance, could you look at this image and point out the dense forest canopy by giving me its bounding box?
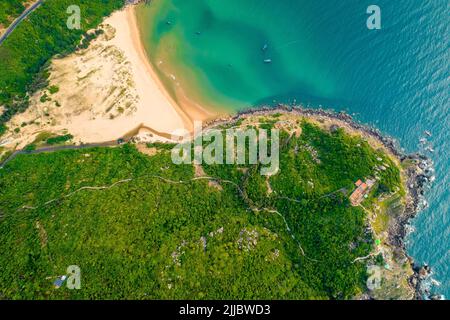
[0,119,403,299]
[0,0,27,26]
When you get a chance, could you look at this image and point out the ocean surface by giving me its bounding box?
[137,0,450,297]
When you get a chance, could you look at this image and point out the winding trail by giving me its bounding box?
[277,187,347,204]
[14,169,314,259]
[253,207,309,258]
[352,250,381,264]
[16,174,243,213]
[3,123,360,265]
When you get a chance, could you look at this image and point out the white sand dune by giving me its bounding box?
[1,6,215,150]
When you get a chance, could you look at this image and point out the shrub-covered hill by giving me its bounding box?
[0,118,403,299]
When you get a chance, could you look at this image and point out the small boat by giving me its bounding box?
[419,138,427,144]
[263,59,272,64]
[426,146,435,153]
[425,130,432,137]
[195,31,201,35]
[262,43,268,51]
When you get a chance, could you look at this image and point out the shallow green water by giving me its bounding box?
[137,0,341,110]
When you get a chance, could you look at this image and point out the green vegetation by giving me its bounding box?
[23,143,37,152]
[0,149,13,163]
[0,120,404,299]
[48,85,60,95]
[0,123,6,136]
[40,93,50,103]
[0,0,124,132]
[45,134,73,145]
[146,142,177,150]
[78,28,104,49]
[32,131,52,144]
[0,0,26,26]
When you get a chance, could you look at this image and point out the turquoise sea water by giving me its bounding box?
[139,0,449,297]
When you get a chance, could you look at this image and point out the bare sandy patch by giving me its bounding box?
[35,220,48,248]
[1,6,217,151]
[136,143,158,157]
[194,164,223,190]
[194,164,206,177]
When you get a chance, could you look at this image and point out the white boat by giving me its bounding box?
[264,59,272,64]
[425,130,432,137]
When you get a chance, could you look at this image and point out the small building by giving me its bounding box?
[349,178,375,206]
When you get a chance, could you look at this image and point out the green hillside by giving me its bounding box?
[0,118,403,299]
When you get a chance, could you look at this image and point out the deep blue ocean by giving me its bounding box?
[264,0,450,298]
[141,0,449,297]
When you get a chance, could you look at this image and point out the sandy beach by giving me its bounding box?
[123,6,216,132]
[1,6,216,151]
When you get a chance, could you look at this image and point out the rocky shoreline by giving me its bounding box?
[206,105,436,300]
